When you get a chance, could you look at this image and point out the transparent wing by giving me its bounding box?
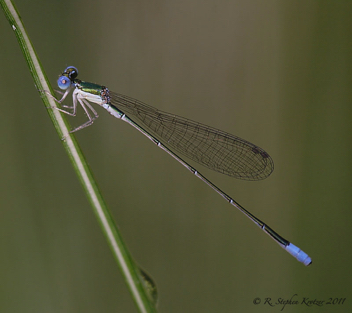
[110,92,274,180]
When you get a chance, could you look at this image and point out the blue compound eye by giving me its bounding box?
[57,76,72,90]
[64,66,78,80]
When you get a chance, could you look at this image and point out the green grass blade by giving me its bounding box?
[0,1,157,311]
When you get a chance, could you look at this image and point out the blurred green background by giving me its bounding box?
[1,1,351,312]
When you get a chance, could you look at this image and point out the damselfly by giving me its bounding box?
[50,66,311,266]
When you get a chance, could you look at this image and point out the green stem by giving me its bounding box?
[0,1,157,312]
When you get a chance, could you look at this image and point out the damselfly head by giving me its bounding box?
[57,66,79,90]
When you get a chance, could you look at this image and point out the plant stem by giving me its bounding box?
[0,1,157,312]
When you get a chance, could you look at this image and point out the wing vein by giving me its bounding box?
[110,92,274,180]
